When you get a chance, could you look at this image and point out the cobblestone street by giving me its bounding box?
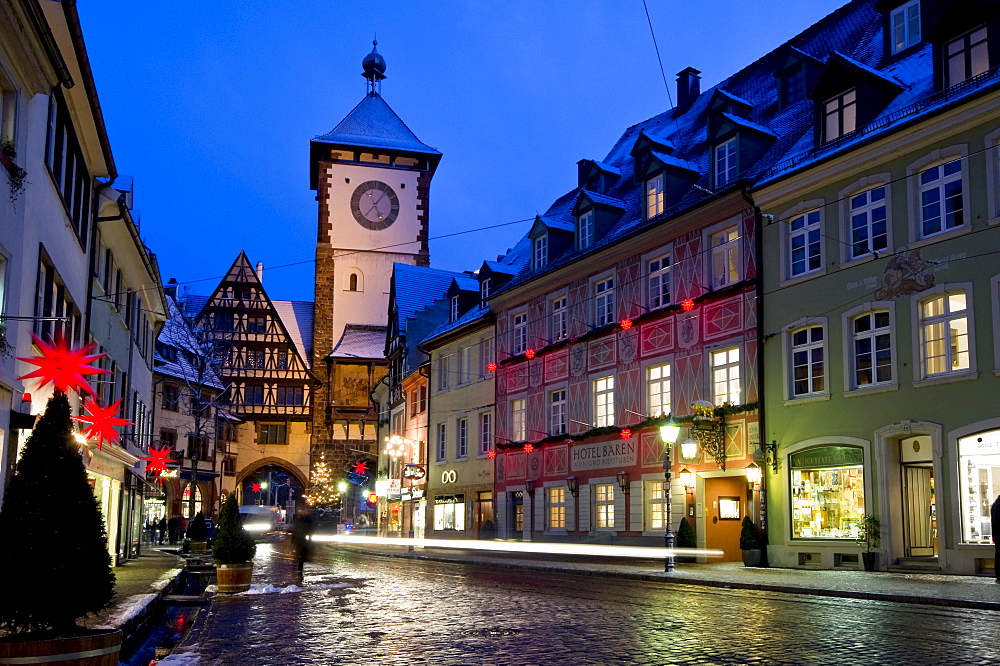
[162,537,1000,665]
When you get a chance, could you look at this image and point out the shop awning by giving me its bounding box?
[179,469,221,482]
[128,468,164,497]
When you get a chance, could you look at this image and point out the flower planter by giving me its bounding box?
[741,549,762,567]
[216,562,254,593]
[189,540,208,554]
[0,629,122,665]
[862,552,880,572]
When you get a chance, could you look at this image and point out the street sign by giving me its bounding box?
[403,464,426,480]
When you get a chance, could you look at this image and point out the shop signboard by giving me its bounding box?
[789,446,863,470]
[958,429,1000,456]
[570,440,637,471]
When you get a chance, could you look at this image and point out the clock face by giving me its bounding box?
[350,180,400,230]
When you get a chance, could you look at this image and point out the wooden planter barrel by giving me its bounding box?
[216,562,254,593]
[189,540,208,554]
[0,629,122,665]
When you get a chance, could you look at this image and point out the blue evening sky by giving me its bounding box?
[78,1,845,303]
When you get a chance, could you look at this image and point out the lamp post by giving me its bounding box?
[659,420,682,572]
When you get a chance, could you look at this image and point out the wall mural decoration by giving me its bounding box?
[873,249,935,300]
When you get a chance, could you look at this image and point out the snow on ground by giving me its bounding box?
[234,582,352,595]
[154,647,201,665]
[151,568,183,592]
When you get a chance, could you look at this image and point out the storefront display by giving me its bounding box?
[958,429,1000,544]
[433,494,465,531]
[789,446,865,539]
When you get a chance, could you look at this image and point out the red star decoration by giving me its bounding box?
[140,446,174,476]
[18,333,109,396]
[620,428,633,440]
[487,362,497,373]
[486,450,497,459]
[681,298,695,312]
[73,398,131,450]
[523,443,534,454]
[620,318,633,331]
[353,460,369,475]
[525,348,536,360]
[251,482,262,493]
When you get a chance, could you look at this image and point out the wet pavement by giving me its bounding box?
[160,536,1000,665]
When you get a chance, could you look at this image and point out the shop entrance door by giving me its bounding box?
[903,464,935,556]
[704,477,746,562]
[509,491,524,540]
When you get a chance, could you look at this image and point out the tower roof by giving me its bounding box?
[313,92,441,156]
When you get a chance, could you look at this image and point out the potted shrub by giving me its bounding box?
[676,516,697,563]
[212,495,256,593]
[0,394,121,663]
[186,511,208,553]
[739,516,763,567]
[857,514,881,571]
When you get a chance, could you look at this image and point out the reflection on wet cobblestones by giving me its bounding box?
[164,537,1000,665]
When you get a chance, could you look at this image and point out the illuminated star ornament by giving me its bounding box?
[17,333,109,396]
[140,446,175,476]
[523,443,534,454]
[486,450,497,459]
[251,482,262,493]
[73,398,132,450]
[352,460,369,476]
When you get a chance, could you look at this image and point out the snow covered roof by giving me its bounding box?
[420,305,490,348]
[328,324,387,360]
[155,296,226,391]
[392,264,469,332]
[313,92,441,156]
[272,300,313,368]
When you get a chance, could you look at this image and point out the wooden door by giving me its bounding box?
[705,476,747,562]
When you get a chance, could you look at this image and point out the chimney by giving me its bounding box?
[676,67,701,111]
[164,277,178,299]
[256,261,264,282]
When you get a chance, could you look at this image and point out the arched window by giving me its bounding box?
[349,273,359,291]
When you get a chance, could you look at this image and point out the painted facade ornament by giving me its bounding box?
[619,328,637,364]
[873,249,935,300]
[570,345,587,377]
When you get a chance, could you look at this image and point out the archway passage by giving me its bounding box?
[240,464,306,521]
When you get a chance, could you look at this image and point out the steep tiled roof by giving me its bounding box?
[313,92,441,155]
[420,305,490,348]
[328,324,387,359]
[392,264,469,332]
[155,295,226,391]
[273,300,313,367]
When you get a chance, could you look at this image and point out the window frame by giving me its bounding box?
[839,175,893,264]
[511,397,527,442]
[593,375,615,428]
[436,422,448,462]
[450,295,460,322]
[646,360,672,418]
[436,351,450,391]
[550,294,568,342]
[822,88,857,142]
[480,335,495,377]
[707,221,741,290]
[911,283,977,384]
[511,311,528,355]
[258,422,287,445]
[533,234,548,270]
[478,411,493,456]
[456,417,469,459]
[944,25,989,87]
[646,172,665,219]
[593,275,616,327]
[842,302,898,394]
[890,0,921,54]
[546,485,567,532]
[594,482,616,529]
[578,210,595,249]
[785,320,828,400]
[710,346,741,406]
[646,250,671,310]
[715,137,738,188]
[549,387,567,436]
[906,148,970,243]
[646,478,668,531]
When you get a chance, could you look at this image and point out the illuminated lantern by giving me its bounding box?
[619,428,633,440]
[487,362,497,373]
[251,482,262,493]
[525,348,536,360]
[681,298,695,312]
[523,443,534,454]
[368,493,378,505]
[352,460,369,475]
[619,318,633,331]
[73,398,131,450]
[140,446,175,476]
[17,332,109,396]
[486,449,497,459]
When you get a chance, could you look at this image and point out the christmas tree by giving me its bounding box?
[303,453,338,508]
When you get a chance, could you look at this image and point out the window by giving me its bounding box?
[550,296,568,341]
[480,336,495,377]
[456,345,471,384]
[276,386,304,406]
[246,316,266,333]
[44,93,91,246]
[823,88,856,142]
[437,353,450,391]
[436,423,447,461]
[715,138,737,187]
[594,376,615,427]
[712,347,740,405]
[244,384,265,405]
[160,429,177,449]
[511,399,526,441]
[851,310,893,387]
[919,160,963,237]
[479,412,493,455]
[578,210,595,249]
[919,291,970,377]
[958,429,1000,543]
[647,363,671,417]
[647,480,668,529]
[245,349,265,369]
[162,384,179,412]
[480,278,491,307]
[547,486,566,530]
[533,235,548,269]
[790,325,825,397]
[277,351,288,370]
[790,446,865,539]
[849,187,888,258]
[595,483,615,528]
[648,254,670,309]
[594,277,615,326]
[646,173,665,219]
[789,210,822,277]
[258,423,287,445]
[890,0,921,53]
[0,81,15,146]
[945,26,989,87]
[781,65,805,107]
[710,227,740,289]
[450,295,460,322]
[349,273,359,291]
[550,389,567,435]
[433,495,466,531]
[512,312,528,355]
[456,418,469,458]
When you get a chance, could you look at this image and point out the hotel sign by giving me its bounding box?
[570,440,637,471]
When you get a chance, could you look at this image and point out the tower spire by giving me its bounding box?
[361,39,387,95]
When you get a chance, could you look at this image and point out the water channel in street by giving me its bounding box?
[157,537,1000,665]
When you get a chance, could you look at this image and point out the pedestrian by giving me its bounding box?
[168,515,180,544]
[992,495,1000,582]
[158,516,167,545]
[290,512,314,580]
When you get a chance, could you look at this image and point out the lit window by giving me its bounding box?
[595,483,615,528]
[710,227,740,289]
[852,310,893,388]
[849,187,888,258]
[790,325,825,397]
[712,347,740,405]
[945,26,989,87]
[258,423,287,445]
[788,210,822,277]
[920,291,970,377]
[823,88,856,142]
[578,210,595,249]
[790,446,865,539]
[890,0,921,53]
[550,389,567,435]
[919,160,964,237]
[550,295,568,341]
[715,138,737,187]
[456,418,468,458]
[646,173,665,219]
[595,277,615,326]
[648,254,670,309]
[512,399,526,441]
[647,480,668,529]
[958,429,1000,543]
[533,235,548,269]
[548,486,566,530]
[512,312,528,355]
[593,376,615,427]
[647,363,671,418]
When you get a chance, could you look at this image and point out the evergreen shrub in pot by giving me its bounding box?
[212,495,256,593]
[676,517,697,563]
[857,514,881,571]
[739,516,763,567]
[0,394,122,663]
[186,511,208,553]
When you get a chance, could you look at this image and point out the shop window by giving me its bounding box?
[181,483,203,519]
[547,486,566,530]
[790,446,865,539]
[433,495,465,531]
[958,430,1000,543]
[595,483,615,528]
[647,480,668,530]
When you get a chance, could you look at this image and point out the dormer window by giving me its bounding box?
[781,65,806,106]
[578,210,594,249]
[823,88,856,142]
[480,278,492,307]
[646,173,665,219]
[715,138,738,187]
[533,234,548,269]
[450,295,460,322]
[945,26,988,87]
[890,0,921,53]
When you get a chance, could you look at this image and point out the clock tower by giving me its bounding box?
[310,42,441,472]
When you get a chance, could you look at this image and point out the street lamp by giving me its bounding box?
[659,419,682,572]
